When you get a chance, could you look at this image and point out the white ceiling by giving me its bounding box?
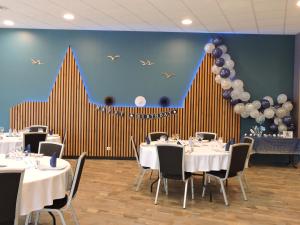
[0,0,299,34]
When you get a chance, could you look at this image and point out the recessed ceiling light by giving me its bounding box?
[63,13,75,20]
[181,19,192,25]
[3,20,14,26]
[297,0,300,7]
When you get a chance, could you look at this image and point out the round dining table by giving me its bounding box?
[0,155,72,216]
[139,140,230,172]
[0,133,61,154]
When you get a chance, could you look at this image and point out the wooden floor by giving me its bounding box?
[22,159,300,225]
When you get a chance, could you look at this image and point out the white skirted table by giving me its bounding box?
[139,141,230,172]
[0,156,72,215]
[0,133,61,154]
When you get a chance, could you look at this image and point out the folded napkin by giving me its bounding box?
[50,152,57,167]
[145,136,151,145]
[225,138,235,151]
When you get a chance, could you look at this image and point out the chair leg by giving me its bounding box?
[154,178,161,205]
[136,169,146,191]
[70,203,80,225]
[220,179,229,206]
[238,175,248,201]
[183,180,189,209]
[34,211,40,225]
[134,169,143,185]
[202,174,207,197]
[56,210,67,225]
[242,173,249,190]
[24,213,31,225]
[191,177,194,200]
[165,178,168,195]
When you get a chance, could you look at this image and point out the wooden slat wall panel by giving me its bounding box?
[10,47,240,157]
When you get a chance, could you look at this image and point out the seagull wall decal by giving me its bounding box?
[139,59,154,66]
[31,58,44,65]
[161,72,175,79]
[107,55,120,61]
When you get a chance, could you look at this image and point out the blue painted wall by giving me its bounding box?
[0,29,295,135]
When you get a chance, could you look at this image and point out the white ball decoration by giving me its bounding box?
[278,124,287,132]
[229,69,236,79]
[282,101,293,112]
[134,96,146,107]
[274,117,282,125]
[221,78,232,90]
[224,59,235,69]
[240,92,251,102]
[234,103,245,114]
[276,107,287,118]
[263,96,274,106]
[231,89,242,100]
[215,75,222,84]
[211,65,221,75]
[245,103,255,112]
[252,100,261,109]
[241,111,250,118]
[250,109,260,119]
[256,113,265,124]
[232,79,244,90]
[221,53,231,61]
[204,43,215,53]
[218,45,227,53]
[277,94,288,104]
[264,108,275,119]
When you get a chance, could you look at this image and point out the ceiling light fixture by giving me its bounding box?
[181,19,192,25]
[63,13,75,20]
[297,0,300,7]
[3,20,14,26]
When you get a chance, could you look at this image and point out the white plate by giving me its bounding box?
[38,164,67,170]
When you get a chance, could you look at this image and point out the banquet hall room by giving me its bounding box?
[1,0,300,225]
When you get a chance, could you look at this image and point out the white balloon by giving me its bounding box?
[215,75,222,84]
[234,103,245,114]
[241,111,250,118]
[245,103,255,112]
[221,78,232,90]
[211,65,221,75]
[218,45,227,53]
[232,79,244,90]
[283,101,293,111]
[231,89,242,100]
[252,100,261,109]
[263,96,274,106]
[264,108,275,119]
[256,113,265,124]
[240,92,251,102]
[204,43,215,53]
[276,107,287,118]
[221,53,231,61]
[224,59,235,69]
[277,94,288,104]
[274,117,282,125]
[134,96,146,107]
[250,109,260,119]
[229,69,236,79]
[278,124,287,132]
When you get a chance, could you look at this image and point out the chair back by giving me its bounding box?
[130,136,140,166]
[68,152,87,206]
[23,132,47,153]
[38,142,64,158]
[0,169,25,225]
[29,125,48,133]
[148,132,168,141]
[242,137,254,152]
[195,132,217,141]
[156,144,185,181]
[226,143,250,178]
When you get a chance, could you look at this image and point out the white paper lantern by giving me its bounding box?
[283,101,293,111]
[264,108,275,119]
[277,94,288,104]
[263,96,274,106]
[204,43,215,53]
[234,103,245,114]
[252,100,261,109]
[221,78,232,90]
[134,96,146,107]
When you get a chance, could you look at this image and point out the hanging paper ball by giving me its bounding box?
[212,48,223,58]
[104,96,115,106]
[282,116,292,126]
[134,96,146,107]
[215,58,225,67]
[220,68,230,78]
[204,43,215,53]
[260,99,270,109]
[222,89,232,100]
[159,96,170,107]
[277,94,288,104]
[212,36,224,46]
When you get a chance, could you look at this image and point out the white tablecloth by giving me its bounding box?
[139,141,230,172]
[0,133,61,154]
[0,156,72,215]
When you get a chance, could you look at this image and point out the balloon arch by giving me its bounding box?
[204,37,294,133]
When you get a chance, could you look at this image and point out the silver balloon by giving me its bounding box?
[234,103,245,114]
[218,45,227,53]
[232,79,244,90]
[250,109,260,119]
[204,43,215,53]
[215,75,222,84]
[263,96,274,106]
[282,101,293,111]
[229,69,236,79]
[231,89,242,100]
[256,113,265,124]
[221,53,231,61]
[224,59,235,69]
[252,100,261,109]
[211,65,221,75]
[245,103,255,112]
[278,124,287,132]
[240,92,251,102]
[277,94,288,104]
[274,117,282,125]
[275,107,287,118]
[263,108,275,119]
[221,78,232,90]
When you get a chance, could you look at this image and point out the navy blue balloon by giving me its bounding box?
[230,99,241,106]
[212,36,223,46]
[282,116,292,126]
[222,89,232,100]
[212,48,223,58]
[269,123,278,132]
[220,68,230,78]
[215,58,225,67]
[273,104,281,109]
[260,99,270,109]
[288,123,295,131]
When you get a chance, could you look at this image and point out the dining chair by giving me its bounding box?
[130,136,152,191]
[0,169,25,225]
[202,143,250,206]
[38,142,64,158]
[242,137,254,168]
[155,144,194,209]
[29,125,48,133]
[31,152,87,225]
[148,132,168,142]
[23,132,47,153]
[195,132,217,141]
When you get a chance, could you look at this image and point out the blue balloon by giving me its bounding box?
[269,123,278,132]
[260,99,270,109]
[212,48,223,58]
[282,116,292,126]
[230,99,241,106]
[215,57,225,67]
[288,123,295,131]
[273,104,281,109]
[222,89,232,100]
[220,68,230,78]
[212,36,223,46]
